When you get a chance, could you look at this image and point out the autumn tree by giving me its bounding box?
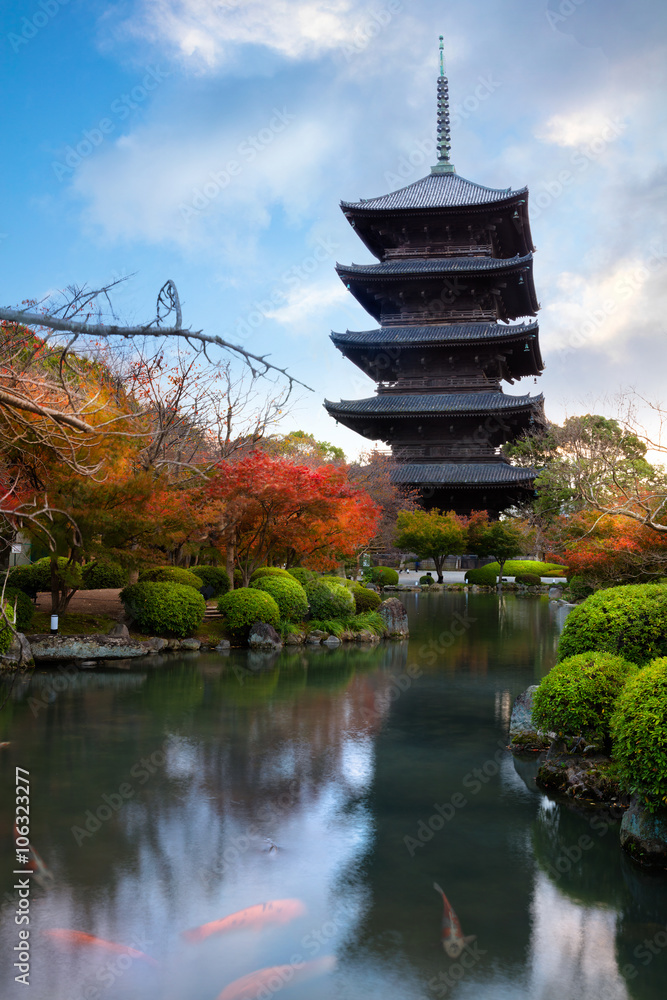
[553,511,667,588]
[467,514,529,589]
[394,509,468,583]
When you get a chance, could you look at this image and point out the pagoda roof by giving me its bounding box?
[389,462,537,486]
[337,254,532,278]
[325,391,543,418]
[341,172,527,213]
[331,321,539,348]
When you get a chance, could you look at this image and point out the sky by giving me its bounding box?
[2,0,667,458]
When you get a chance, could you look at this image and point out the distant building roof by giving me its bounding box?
[337,255,532,278]
[389,463,537,486]
[341,172,527,212]
[324,391,543,417]
[331,321,539,347]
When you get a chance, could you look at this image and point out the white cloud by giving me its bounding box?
[121,0,367,68]
[263,278,348,330]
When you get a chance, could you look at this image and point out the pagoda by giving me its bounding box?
[324,37,544,516]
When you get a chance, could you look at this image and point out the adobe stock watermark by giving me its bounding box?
[51,66,170,181]
[78,934,155,1000]
[546,0,588,32]
[179,108,296,221]
[7,0,70,54]
[340,1,403,62]
[428,940,487,997]
[207,780,300,879]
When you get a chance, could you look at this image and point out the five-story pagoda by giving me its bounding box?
[325,37,544,516]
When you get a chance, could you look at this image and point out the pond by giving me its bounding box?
[1,592,666,1000]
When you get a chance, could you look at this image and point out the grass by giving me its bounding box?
[30,610,120,636]
[482,560,568,578]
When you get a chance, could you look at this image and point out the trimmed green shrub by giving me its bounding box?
[2,588,34,631]
[515,572,541,586]
[250,567,292,581]
[480,560,568,578]
[250,575,308,621]
[0,599,17,654]
[350,583,382,613]
[557,584,667,666]
[120,582,206,637]
[611,657,667,811]
[320,575,349,587]
[532,652,637,745]
[234,568,243,587]
[305,580,355,619]
[82,560,127,590]
[465,566,499,586]
[7,565,40,599]
[138,566,204,590]
[568,575,594,602]
[217,588,280,641]
[287,568,316,587]
[192,566,230,597]
[21,557,84,594]
[369,566,399,587]
[419,574,435,586]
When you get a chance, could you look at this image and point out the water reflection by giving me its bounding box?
[0,595,665,1000]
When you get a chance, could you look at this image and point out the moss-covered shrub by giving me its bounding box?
[568,575,594,602]
[7,564,40,599]
[120,581,206,637]
[419,574,435,586]
[287,568,316,586]
[250,567,293,581]
[532,651,637,745]
[557,583,667,665]
[319,575,349,588]
[350,583,382,613]
[0,599,17,655]
[82,560,127,590]
[483,560,568,577]
[2,588,34,631]
[191,566,230,597]
[250,575,308,621]
[305,580,355,619]
[611,657,667,811]
[465,565,499,586]
[369,566,399,587]
[217,588,280,641]
[515,572,542,586]
[138,566,204,590]
[22,557,84,594]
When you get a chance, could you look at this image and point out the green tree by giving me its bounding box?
[394,509,467,584]
[468,516,527,589]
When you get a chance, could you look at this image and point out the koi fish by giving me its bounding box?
[433,882,476,958]
[43,930,159,967]
[216,955,336,1000]
[182,898,306,944]
[13,824,54,889]
[0,742,10,748]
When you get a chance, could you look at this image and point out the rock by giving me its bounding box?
[107,623,130,639]
[248,622,283,651]
[215,639,231,651]
[537,752,628,806]
[26,634,153,662]
[166,639,181,649]
[2,632,34,669]
[365,583,380,592]
[143,637,168,652]
[180,638,201,651]
[306,629,327,644]
[620,800,667,867]
[378,598,408,638]
[355,630,379,643]
[322,635,341,647]
[548,586,563,601]
[509,685,551,752]
[285,632,304,645]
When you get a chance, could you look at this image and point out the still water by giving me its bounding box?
[1,593,666,1000]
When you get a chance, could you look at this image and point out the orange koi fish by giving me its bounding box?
[43,930,159,967]
[433,883,476,958]
[13,824,54,889]
[216,955,336,1000]
[182,898,307,944]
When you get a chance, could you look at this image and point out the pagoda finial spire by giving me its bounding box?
[432,34,456,175]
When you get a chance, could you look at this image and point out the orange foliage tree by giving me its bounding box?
[557,511,667,587]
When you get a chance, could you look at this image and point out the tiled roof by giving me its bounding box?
[341,172,527,212]
[390,463,537,486]
[324,392,543,417]
[331,322,539,347]
[337,255,532,278]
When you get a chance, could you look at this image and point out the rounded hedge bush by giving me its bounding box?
[515,572,541,586]
[305,580,355,619]
[532,651,637,745]
[250,575,308,621]
[138,566,204,590]
[250,567,293,582]
[0,600,17,655]
[611,657,667,811]
[350,583,382,613]
[287,567,316,587]
[419,574,435,586]
[18,557,84,594]
[2,588,34,631]
[557,583,667,665]
[7,564,40,599]
[217,588,280,641]
[369,566,399,587]
[192,566,230,597]
[120,581,206,637]
[82,560,127,590]
[465,566,499,586]
[568,575,594,602]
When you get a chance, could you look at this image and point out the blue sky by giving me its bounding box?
[2,0,666,457]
